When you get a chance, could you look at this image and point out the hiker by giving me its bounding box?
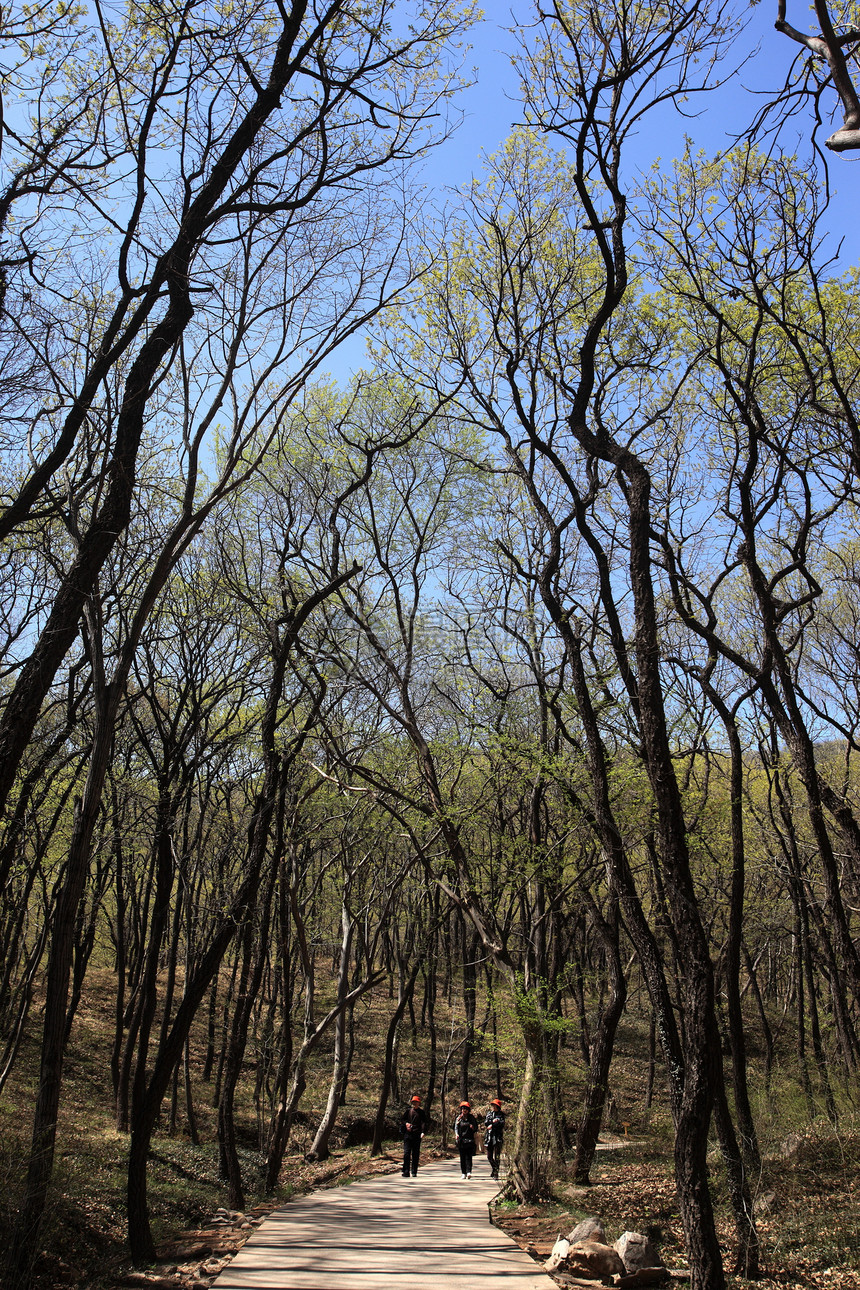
[484,1098,505,1179]
[400,1094,427,1178]
[453,1100,478,1179]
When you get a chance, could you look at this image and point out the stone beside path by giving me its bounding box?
[211,1158,557,1289]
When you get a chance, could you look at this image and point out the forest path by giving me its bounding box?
[210,1157,556,1288]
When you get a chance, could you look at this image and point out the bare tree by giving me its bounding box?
[0,0,471,816]
[775,1,860,150]
[3,3,473,1278]
[379,2,750,1281]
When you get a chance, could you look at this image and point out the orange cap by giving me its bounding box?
[459,1101,470,1108]
[411,1095,421,1103]
[491,1098,502,1106]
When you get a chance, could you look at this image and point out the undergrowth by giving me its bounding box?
[2,969,859,1289]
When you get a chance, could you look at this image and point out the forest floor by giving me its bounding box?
[83,1125,860,1290]
[2,970,859,1289]
[492,1133,860,1290]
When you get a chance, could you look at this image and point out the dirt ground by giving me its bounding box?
[66,1134,860,1290]
[105,1141,860,1290]
[108,1150,424,1289]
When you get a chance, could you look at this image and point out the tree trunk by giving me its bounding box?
[742,942,773,1091]
[8,679,120,1282]
[218,853,277,1208]
[459,922,478,1103]
[578,440,725,1290]
[371,960,421,1155]
[265,858,295,1192]
[126,904,257,1263]
[508,1021,548,1202]
[423,918,439,1113]
[704,687,760,1173]
[712,1073,759,1277]
[183,1038,199,1146]
[645,1012,657,1109]
[573,898,627,1184]
[307,905,354,1161]
[202,976,218,1084]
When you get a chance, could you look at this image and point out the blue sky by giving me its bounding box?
[422,2,859,218]
[328,1,859,380]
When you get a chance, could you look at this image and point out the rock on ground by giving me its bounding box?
[558,1239,626,1280]
[544,1237,570,1272]
[614,1231,665,1275]
[567,1217,607,1245]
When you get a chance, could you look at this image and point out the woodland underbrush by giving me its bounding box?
[0,964,516,1287]
[2,968,858,1289]
[493,1084,860,1290]
[493,1119,860,1290]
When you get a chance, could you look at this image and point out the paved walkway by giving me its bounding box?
[211,1158,557,1289]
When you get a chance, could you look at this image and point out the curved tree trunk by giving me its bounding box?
[573,897,627,1184]
[7,690,117,1283]
[218,852,278,1209]
[459,922,478,1103]
[307,905,354,1162]
[371,960,421,1155]
[704,687,760,1174]
[126,902,256,1263]
[508,1019,548,1202]
[217,919,259,1210]
[265,858,295,1192]
[127,563,360,1259]
[712,1071,759,1277]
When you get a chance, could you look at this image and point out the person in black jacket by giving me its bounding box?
[400,1094,427,1178]
[453,1101,478,1178]
[484,1098,505,1179]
